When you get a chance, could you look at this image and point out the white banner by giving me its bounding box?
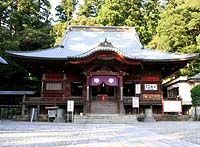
[135,84,141,94]
[67,100,74,112]
[132,97,139,108]
[163,100,182,112]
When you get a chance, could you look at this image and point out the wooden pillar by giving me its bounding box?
[119,75,125,114]
[85,75,90,113]
[22,94,26,116]
[41,74,45,98]
[63,74,67,100]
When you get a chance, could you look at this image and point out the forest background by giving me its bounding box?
[0,0,199,90]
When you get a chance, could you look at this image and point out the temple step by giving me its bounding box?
[74,114,137,124]
[90,101,118,114]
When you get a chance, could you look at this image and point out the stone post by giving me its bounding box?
[22,94,26,116]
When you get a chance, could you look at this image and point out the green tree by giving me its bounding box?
[191,84,200,120]
[77,0,104,17]
[96,0,161,45]
[139,0,162,44]
[148,0,200,76]
[73,0,103,25]
[55,0,78,22]
[51,21,67,45]
[53,0,79,45]
[0,0,54,90]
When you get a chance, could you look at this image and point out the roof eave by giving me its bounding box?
[141,54,198,62]
[6,50,69,61]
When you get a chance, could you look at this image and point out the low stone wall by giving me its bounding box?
[37,115,48,122]
[13,115,29,121]
[154,114,192,121]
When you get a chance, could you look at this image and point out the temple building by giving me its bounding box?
[6,26,198,119]
[164,73,200,115]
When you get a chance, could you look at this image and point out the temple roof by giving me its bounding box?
[0,56,8,64]
[6,26,198,62]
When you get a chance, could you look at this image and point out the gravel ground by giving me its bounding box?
[0,121,200,147]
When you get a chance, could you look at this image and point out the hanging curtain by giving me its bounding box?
[90,76,118,86]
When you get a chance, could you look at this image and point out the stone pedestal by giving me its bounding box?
[54,109,65,123]
[144,107,156,122]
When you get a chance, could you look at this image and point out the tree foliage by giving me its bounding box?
[53,0,162,45]
[55,0,78,22]
[191,84,200,106]
[77,0,104,17]
[148,0,200,76]
[0,0,54,90]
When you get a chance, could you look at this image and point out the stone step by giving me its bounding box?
[74,114,137,124]
[90,101,118,114]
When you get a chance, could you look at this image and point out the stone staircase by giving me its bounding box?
[90,101,118,114]
[74,114,137,124]
[74,101,137,124]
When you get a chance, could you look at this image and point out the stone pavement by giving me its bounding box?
[0,121,199,147]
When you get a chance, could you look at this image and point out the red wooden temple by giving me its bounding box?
[7,26,198,117]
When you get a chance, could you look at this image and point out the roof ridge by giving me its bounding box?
[75,39,131,58]
[68,25,136,30]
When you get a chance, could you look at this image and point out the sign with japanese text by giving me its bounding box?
[67,100,74,112]
[135,84,141,94]
[132,97,139,108]
[144,84,158,91]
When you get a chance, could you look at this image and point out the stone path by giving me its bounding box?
[0,121,199,147]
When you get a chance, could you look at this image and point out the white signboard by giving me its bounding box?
[67,100,74,112]
[163,100,182,112]
[48,110,57,118]
[135,84,141,94]
[144,84,158,91]
[132,97,139,108]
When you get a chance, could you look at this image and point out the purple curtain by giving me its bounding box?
[90,76,118,86]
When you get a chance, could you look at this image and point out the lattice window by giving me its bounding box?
[46,83,62,91]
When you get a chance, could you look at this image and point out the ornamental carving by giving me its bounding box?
[141,94,162,101]
[98,38,115,48]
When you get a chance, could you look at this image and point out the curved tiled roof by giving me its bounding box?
[0,56,8,64]
[6,26,198,62]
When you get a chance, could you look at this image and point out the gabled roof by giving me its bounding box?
[6,26,198,62]
[164,73,200,87]
[0,56,8,64]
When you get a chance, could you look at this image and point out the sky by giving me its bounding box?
[49,0,61,20]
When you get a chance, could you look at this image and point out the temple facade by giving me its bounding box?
[7,26,198,118]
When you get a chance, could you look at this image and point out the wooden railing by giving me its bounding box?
[24,97,85,104]
[123,94,163,105]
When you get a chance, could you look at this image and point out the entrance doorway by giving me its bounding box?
[91,84,117,101]
[89,75,119,101]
